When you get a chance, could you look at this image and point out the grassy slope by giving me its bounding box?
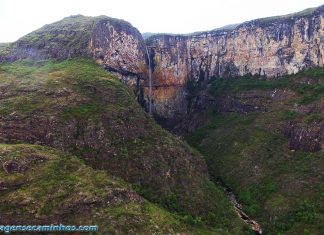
[0,14,138,62]
[0,143,229,235]
[0,43,9,49]
[0,15,117,61]
[0,16,90,59]
[208,68,324,105]
[0,58,245,234]
[186,69,324,234]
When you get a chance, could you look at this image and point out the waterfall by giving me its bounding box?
[145,46,152,116]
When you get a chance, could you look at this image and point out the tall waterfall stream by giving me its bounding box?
[145,46,152,116]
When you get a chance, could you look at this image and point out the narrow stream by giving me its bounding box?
[223,187,262,234]
[145,46,152,116]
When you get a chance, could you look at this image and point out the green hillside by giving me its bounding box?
[0,58,246,234]
[0,143,232,234]
[0,15,133,61]
[186,69,324,234]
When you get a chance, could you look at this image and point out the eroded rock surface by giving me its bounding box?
[146,6,324,119]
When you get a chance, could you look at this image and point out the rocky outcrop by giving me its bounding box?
[89,17,147,87]
[286,122,324,152]
[283,98,324,152]
[0,15,148,88]
[146,6,324,120]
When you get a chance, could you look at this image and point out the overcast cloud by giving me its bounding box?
[0,0,323,42]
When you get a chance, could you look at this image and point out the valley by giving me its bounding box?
[0,4,323,234]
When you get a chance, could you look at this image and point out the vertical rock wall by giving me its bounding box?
[89,18,148,87]
[146,6,324,120]
[0,8,323,120]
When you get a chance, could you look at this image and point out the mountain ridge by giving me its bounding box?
[0,6,323,234]
[143,5,322,39]
[2,5,322,121]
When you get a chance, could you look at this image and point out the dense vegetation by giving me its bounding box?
[0,58,246,234]
[0,143,233,234]
[209,67,324,104]
[186,68,324,234]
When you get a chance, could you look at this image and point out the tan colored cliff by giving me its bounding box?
[146,6,324,119]
[89,17,148,88]
[1,9,323,120]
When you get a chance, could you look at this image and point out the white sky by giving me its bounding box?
[0,0,323,42]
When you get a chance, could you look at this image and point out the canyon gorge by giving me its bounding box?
[0,4,323,234]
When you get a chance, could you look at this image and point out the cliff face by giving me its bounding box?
[0,15,147,87]
[89,17,147,87]
[146,6,324,119]
[0,7,323,120]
